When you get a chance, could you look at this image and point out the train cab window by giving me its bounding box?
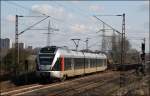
[64,58,72,70]
[39,58,53,65]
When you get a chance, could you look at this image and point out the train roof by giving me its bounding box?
[57,47,107,59]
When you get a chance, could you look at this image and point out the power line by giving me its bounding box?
[88,41,100,48]
[4,1,105,51]
[7,1,99,36]
[93,16,121,35]
[18,16,50,35]
[5,1,62,22]
[6,1,101,36]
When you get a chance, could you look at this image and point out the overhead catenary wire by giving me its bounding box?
[4,1,114,51]
[5,1,99,36]
[54,1,96,24]
[3,1,134,41]
[52,1,102,33]
[18,16,50,35]
[88,41,101,48]
[93,16,121,35]
[5,1,62,22]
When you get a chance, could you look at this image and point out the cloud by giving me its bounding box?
[31,4,67,19]
[89,5,103,12]
[68,13,74,19]
[70,24,87,32]
[139,1,149,11]
[32,4,50,15]
[6,15,15,22]
[71,1,80,4]
[143,1,149,6]
[69,23,99,33]
[143,22,149,29]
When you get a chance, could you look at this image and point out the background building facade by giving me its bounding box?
[0,38,10,49]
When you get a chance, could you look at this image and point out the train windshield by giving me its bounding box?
[38,46,57,65]
[39,58,53,65]
[39,54,55,65]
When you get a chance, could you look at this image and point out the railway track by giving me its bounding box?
[51,70,136,96]
[0,84,43,96]
[0,70,137,96]
[0,70,114,96]
[53,76,119,96]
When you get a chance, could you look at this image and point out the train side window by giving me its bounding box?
[84,58,88,68]
[102,59,105,66]
[64,58,72,70]
[74,58,77,69]
[81,58,84,68]
[75,58,79,69]
[102,59,106,66]
[74,58,84,69]
[104,59,107,66]
[96,59,98,67]
[94,59,97,67]
[97,59,100,67]
[89,59,91,68]
[102,59,104,66]
[88,59,90,68]
[71,58,74,70]
[97,59,99,67]
[90,59,95,68]
[97,59,102,67]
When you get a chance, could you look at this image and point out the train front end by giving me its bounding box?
[36,46,62,80]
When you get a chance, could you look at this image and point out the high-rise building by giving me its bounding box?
[27,46,32,50]
[18,43,24,49]
[0,38,10,49]
[12,43,25,49]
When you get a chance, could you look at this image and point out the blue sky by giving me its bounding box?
[1,1,149,52]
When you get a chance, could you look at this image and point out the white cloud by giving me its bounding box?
[70,24,87,32]
[139,1,149,11]
[32,4,51,15]
[89,5,103,12]
[126,25,132,31]
[68,13,74,19]
[6,15,15,22]
[31,4,66,19]
[143,1,149,6]
[31,4,76,21]
[89,25,99,32]
[71,1,80,4]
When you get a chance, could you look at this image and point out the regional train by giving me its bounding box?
[36,46,107,80]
